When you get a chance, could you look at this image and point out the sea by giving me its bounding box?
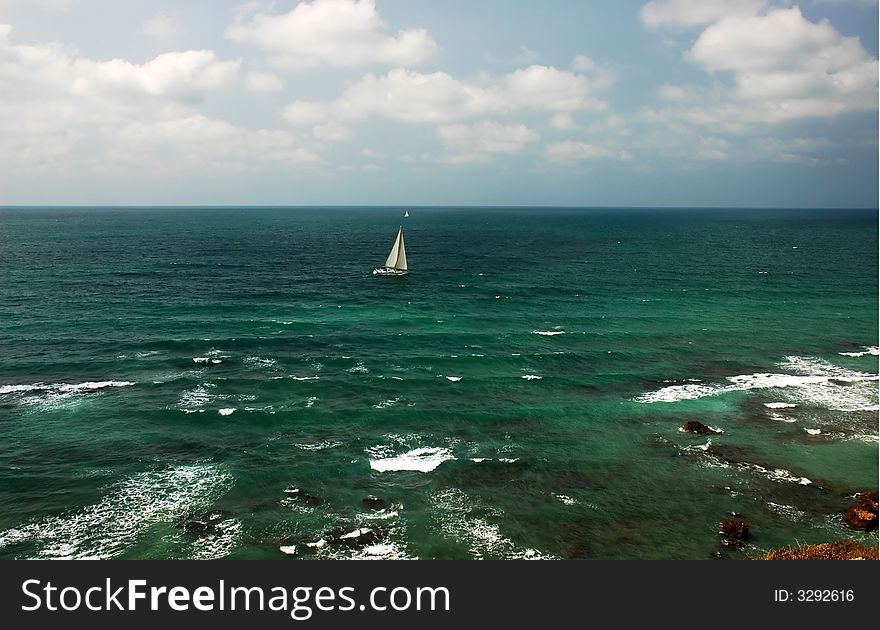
[0,206,876,560]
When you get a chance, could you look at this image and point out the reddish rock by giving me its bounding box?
[843,491,878,530]
[720,518,749,547]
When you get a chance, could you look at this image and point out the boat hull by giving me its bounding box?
[372,267,408,276]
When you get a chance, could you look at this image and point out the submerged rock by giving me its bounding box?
[282,486,322,506]
[843,491,878,531]
[181,520,214,534]
[681,421,722,435]
[362,496,387,511]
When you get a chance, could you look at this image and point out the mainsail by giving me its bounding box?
[383,227,407,270]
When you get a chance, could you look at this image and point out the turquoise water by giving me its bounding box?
[0,207,876,559]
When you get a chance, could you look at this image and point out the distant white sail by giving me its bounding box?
[404,210,409,218]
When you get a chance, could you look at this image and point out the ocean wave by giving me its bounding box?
[522,374,543,380]
[373,398,400,409]
[369,447,455,473]
[445,376,462,382]
[294,440,342,451]
[178,383,216,411]
[430,488,554,560]
[532,330,565,336]
[635,354,877,410]
[554,494,577,505]
[0,463,234,559]
[218,408,235,416]
[764,402,797,409]
[0,380,134,396]
[1,380,134,410]
[243,356,278,369]
[839,346,880,358]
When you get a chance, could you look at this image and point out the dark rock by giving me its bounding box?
[323,526,387,547]
[681,421,722,435]
[205,509,233,522]
[182,520,214,534]
[303,494,322,506]
[720,518,749,547]
[361,496,386,511]
[843,491,878,530]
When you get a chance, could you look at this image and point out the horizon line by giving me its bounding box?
[0,204,877,211]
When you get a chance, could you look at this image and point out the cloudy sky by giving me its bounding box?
[0,0,877,207]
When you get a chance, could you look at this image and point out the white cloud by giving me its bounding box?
[645,5,878,127]
[69,50,240,98]
[245,70,282,92]
[335,68,506,123]
[571,54,594,71]
[315,64,608,125]
[656,84,689,102]
[225,0,438,68]
[0,25,312,177]
[550,113,578,130]
[640,0,767,28]
[0,0,75,9]
[503,65,607,111]
[284,100,331,124]
[546,141,633,163]
[312,120,352,141]
[437,120,539,154]
[142,13,185,39]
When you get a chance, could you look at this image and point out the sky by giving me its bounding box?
[0,0,877,207]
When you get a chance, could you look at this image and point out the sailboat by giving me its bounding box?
[404,210,409,218]
[373,226,408,276]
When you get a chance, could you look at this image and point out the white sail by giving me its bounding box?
[396,229,407,270]
[404,210,409,218]
[384,227,404,269]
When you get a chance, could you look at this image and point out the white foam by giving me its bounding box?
[805,428,822,435]
[373,398,400,409]
[306,539,327,548]
[218,408,235,416]
[178,383,215,410]
[193,357,210,364]
[294,440,342,451]
[339,528,372,540]
[636,354,878,410]
[445,376,462,382]
[305,396,317,408]
[347,362,369,374]
[191,518,242,560]
[279,545,297,555]
[766,502,806,521]
[0,463,234,559]
[369,447,456,473]
[522,374,543,380]
[839,346,880,358]
[430,488,555,560]
[764,402,797,409]
[244,356,277,369]
[533,330,565,336]
[554,494,577,505]
[290,376,320,381]
[0,380,134,396]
